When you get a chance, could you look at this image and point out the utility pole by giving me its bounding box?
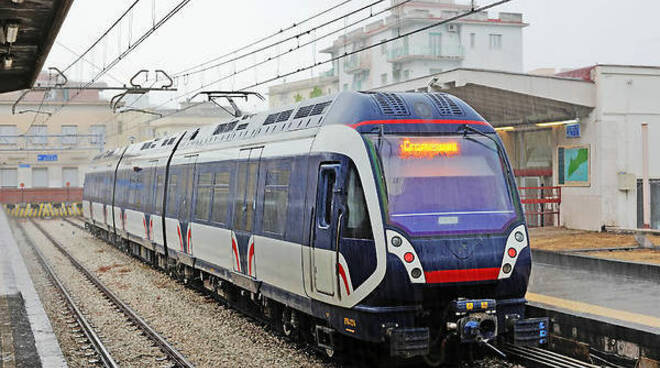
[641,123,651,229]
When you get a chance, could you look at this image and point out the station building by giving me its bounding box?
[0,78,112,189]
[375,64,660,231]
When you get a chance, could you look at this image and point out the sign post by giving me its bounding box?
[66,181,70,202]
[20,182,24,203]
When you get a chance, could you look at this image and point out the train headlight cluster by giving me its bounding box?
[497,225,528,280]
[386,230,426,283]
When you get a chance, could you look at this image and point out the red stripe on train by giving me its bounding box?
[231,237,241,272]
[248,242,255,276]
[176,225,183,251]
[349,119,490,129]
[337,264,350,296]
[424,267,500,284]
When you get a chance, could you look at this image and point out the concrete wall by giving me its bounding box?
[557,65,660,230]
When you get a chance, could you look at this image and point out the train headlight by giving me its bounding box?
[514,231,524,242]
[498,225,528,280]
[386,230,426,283]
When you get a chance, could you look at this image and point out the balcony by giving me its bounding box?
[343,51,371,74]
[387,43,464,63]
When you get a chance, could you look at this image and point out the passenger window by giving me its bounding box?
[344,166,373,239]
[194,172,213,221]
[233,163,248,229]
[263,165,290,235]
[318,168,336,228]
[244,163,258,231]
[212,172,231,224]
[233,162,258,231]
[166,174,178,217]
[155,174,164,213]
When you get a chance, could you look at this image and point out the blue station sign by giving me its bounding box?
[566,123,581,138]
[37,154,58,162]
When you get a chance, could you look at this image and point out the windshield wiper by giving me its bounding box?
[458,124,512,176]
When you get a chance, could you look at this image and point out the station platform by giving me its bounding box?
[527,260,660,335]
[0,211,67,367]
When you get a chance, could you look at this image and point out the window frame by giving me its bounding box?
[262,161,292,237]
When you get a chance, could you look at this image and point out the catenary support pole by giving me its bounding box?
[641,123,651,229]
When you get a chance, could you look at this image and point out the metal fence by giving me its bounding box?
[519,186,561,227]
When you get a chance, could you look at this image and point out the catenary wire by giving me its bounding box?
[119,0,511,130]
[173,0,354,77]
[38,0,194,128]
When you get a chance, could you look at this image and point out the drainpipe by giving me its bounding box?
[642,123,651,229]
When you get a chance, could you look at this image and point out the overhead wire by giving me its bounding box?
[121,0,512,130]
[173,0,354,77]
[105,0,391,133]
[134,0,413,116]
[175,0,382,79]
[61,0,143,75]
[39,0,194,128]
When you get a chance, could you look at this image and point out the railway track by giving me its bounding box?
[25,218,196,368]
[60,217,612,368]
[503,345,604,368]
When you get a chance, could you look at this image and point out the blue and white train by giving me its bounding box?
[83,91,547,363]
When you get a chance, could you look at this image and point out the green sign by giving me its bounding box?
[558,146,590,186]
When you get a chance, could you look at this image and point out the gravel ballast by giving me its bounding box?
[19,220,165,367]
[38,219,328,368]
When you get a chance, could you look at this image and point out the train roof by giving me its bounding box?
[94,91,493,162]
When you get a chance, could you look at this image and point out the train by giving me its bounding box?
[83,91,548,364]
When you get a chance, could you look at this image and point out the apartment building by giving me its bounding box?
[268,0,525,107]
[323,0,526,91]
[0,76,113,188]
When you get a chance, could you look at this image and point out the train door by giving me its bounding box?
[180,154,198,255]
[312,163,343,296]
[232,147,263,275]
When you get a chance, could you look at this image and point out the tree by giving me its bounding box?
[309,86,323,98]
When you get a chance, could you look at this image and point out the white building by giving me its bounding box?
[321,0,526,91]
[375,65,660,231]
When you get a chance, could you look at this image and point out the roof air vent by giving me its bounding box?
[372,92,409,116]
[264,113,279,125]
[310,101,331,116]
[428,93,463,116]
[294,105,314,119]
[276,109,293,122]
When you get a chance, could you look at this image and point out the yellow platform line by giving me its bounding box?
[527,292,660,329]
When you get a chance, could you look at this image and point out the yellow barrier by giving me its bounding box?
[4,202,83,218]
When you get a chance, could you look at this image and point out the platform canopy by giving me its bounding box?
[0,0,74,93]
[376,68,596,127]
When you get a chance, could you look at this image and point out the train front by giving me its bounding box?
[351,93,547,361]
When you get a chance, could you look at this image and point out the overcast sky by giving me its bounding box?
[43,0,660,107]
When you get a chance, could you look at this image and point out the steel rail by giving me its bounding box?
[62,217,86,230]
[503,345,602,368]
[16,221,119,368]
[29,219,196,368]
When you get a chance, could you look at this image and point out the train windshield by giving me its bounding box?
[366,134,518,235]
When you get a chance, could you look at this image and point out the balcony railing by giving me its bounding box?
[387,43,464,62]
[343,51,371,74]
